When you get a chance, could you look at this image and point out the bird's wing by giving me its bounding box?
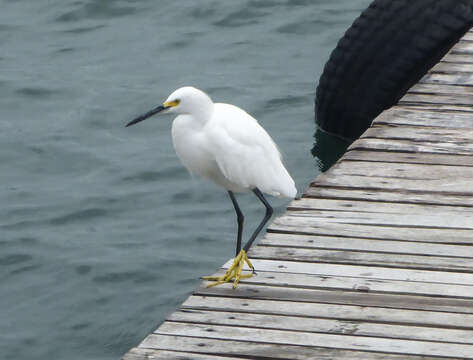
[207,103,295,197]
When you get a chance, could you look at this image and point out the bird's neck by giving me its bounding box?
[188,101,214,125]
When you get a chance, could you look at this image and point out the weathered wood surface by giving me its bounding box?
[375,106,473,128]
[196,283,473,314]
[153,322,473,358]
[134,335,458,360]
[442,53,473,64]
[305,186,473,207]
[123,30,473,360]
[182,296,473,328]
[168,309,473,344]
[263,232,473,257]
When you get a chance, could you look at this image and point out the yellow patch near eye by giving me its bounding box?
[163,100,180,108]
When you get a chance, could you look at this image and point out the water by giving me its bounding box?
[0,1,370,359]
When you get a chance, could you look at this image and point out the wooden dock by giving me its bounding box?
[123,30,473,360]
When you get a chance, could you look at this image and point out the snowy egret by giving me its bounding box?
[126,86,296,288]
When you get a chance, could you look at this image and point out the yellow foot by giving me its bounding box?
[202,250,255,289]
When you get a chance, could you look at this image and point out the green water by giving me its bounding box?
[0,1,369,359]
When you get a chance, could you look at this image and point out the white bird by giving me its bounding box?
[126,86,296,288]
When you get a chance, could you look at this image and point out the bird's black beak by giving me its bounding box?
[126,105,167,127]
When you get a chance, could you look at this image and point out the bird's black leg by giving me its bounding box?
[228,191,244,256]
[202,190,261,288]
[243,188,273,253]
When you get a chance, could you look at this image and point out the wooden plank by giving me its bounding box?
[269,216,473,245]
[315,161,473,194]
[195,283,473,314]
[225,258,473,285]
[285,208,473,230]
[349,137,473,156]
[123,347,243,360]
[288,197,473,214]
[140,334,448,360]
[408,82,473,95]
[304,186,473,208]
[183,295,473,330]
[313,174,473,197]
[361,125,473,155]
[431,62,473,74]
[462,32,473,41]
[393,103,473,113]
[421,72,473,86]
[329,158,473,182]
[451,40,473,55]
[374,107,473,129]
[209,264,473,299]
[352,123,473,154]
[154,322,473,358]
[442,53,473,64]
[281,209,473,230]
[260,232,473,258]
[168,309,473,344]
[343,150,473,167]
[248,245,473,273]
[400,92,473,106]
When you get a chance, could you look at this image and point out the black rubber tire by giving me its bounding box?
[315,0,473,141]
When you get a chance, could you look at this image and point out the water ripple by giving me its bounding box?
[54,47,76,54]
[0,254,32,266]
[62,24,106,34]
[248,0,282,9]
[56,1,138,22]
[16,87,62,98]
[75,265,92,275]
[213,8,267,27]
[92,271,158,284]
[121,166,185,183]
[10,264,41,276]
[264,95,308,110]
[277,19,330,34]
[49,208,108,226]
[189,7,216,20]
[164,39,193,50]
[70,322,91,331]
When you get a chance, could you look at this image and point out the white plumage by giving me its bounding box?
[168,87,296,198]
